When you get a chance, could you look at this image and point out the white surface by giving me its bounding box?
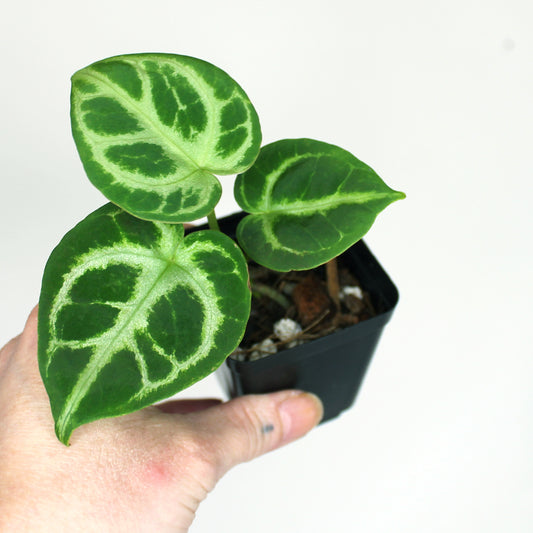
[1,1,532,531]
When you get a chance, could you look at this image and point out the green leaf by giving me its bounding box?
[234,139,405,271]
[38,204,250,444]
[71,53,261,223]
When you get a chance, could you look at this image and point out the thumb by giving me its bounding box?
[185,390,323,479]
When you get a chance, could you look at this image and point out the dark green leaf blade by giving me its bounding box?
[234,139,405,271]
[38,204,250,444]
[71,53,262,223]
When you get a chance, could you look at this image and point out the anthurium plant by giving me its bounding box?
[38,53,405,444]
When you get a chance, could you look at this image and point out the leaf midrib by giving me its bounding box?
[251,190,394,216]
[80,68,206,175]
[55,252,179,441]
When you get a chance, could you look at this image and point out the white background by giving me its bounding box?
[1,1,531,531]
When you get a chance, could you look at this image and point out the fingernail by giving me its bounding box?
[278,392,324,444]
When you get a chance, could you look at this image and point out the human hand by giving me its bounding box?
[0,307,323,532]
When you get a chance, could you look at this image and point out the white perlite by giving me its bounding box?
[273,318,303,348]
[234,319,304,362]
[250,338,278,361]
[340,285,363,300]
[274,318,302,341]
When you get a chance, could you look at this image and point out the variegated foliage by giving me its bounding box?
[38,204,250,444]
[39,55,405,444]
[71,53,261,223]
[234,139,406,271]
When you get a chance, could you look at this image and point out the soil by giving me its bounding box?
[235,259,376,361]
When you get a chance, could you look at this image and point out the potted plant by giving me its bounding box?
[37,53,405,445]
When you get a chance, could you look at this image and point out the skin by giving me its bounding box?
[0,307,323,532]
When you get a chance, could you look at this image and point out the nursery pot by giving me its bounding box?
[194,212,399,423]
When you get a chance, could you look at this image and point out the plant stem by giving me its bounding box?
[326,258,340,309]
[252,282,291,309]
[207,210,220,231]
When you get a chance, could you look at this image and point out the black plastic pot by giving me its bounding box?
[195,212,399,423]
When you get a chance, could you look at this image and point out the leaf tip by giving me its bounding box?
[394,190,407,201]
[54,416,76,446]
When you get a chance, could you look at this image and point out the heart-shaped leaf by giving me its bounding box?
[71,53,261,223]
[38,204,250,444]
[234,138,405,271]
